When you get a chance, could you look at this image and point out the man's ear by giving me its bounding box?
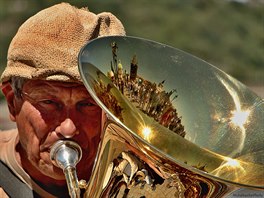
[1,82,16,121]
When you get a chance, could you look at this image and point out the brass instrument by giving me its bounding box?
[52,36,264,197]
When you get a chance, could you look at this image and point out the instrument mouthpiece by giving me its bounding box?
[50,140,82,170]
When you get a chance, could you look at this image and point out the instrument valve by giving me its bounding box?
[78,179,88,189]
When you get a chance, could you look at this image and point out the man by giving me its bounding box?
[0,2,125,197]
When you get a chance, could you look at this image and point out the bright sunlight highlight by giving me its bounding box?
[142,126,152,140]
[231,109,250,128]
[225,157,240,168]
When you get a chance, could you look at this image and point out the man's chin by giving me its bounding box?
[47,173,67,184]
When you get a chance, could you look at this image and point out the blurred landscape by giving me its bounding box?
[0,1,263,196]
[0,0,263,92]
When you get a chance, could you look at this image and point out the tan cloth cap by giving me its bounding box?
[0,2,126,83]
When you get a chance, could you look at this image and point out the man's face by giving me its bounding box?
[14,80,102,182]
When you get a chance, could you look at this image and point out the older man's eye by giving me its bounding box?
[78,101,94,107]
[77,100,99,113]
[41,100,54,104]
[38,99,62,110]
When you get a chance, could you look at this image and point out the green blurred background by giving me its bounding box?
[0,0,263,99]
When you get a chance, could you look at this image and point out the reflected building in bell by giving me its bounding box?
[107,41,186,138]
[130,55,138,81]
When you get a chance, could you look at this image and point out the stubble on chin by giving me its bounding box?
[30,150,65,181]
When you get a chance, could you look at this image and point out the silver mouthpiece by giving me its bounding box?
[50,140,82,169]
[50,140,82,198]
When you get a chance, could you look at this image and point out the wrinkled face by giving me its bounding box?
[14,80,102,182]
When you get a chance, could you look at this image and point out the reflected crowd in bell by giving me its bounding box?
[107,42,186,138]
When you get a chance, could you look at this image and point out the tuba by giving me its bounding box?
[51,36,264,197]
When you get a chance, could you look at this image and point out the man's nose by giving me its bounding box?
[55,118,79,138]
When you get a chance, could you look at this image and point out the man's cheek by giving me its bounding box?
[38,110,60,124]
[83,120,101,137]
[18,134,41,165]
[21,104,53,139]
[28,140,41,162]
[16,108,45,155]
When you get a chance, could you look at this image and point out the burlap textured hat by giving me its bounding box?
[0,2,126,83]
